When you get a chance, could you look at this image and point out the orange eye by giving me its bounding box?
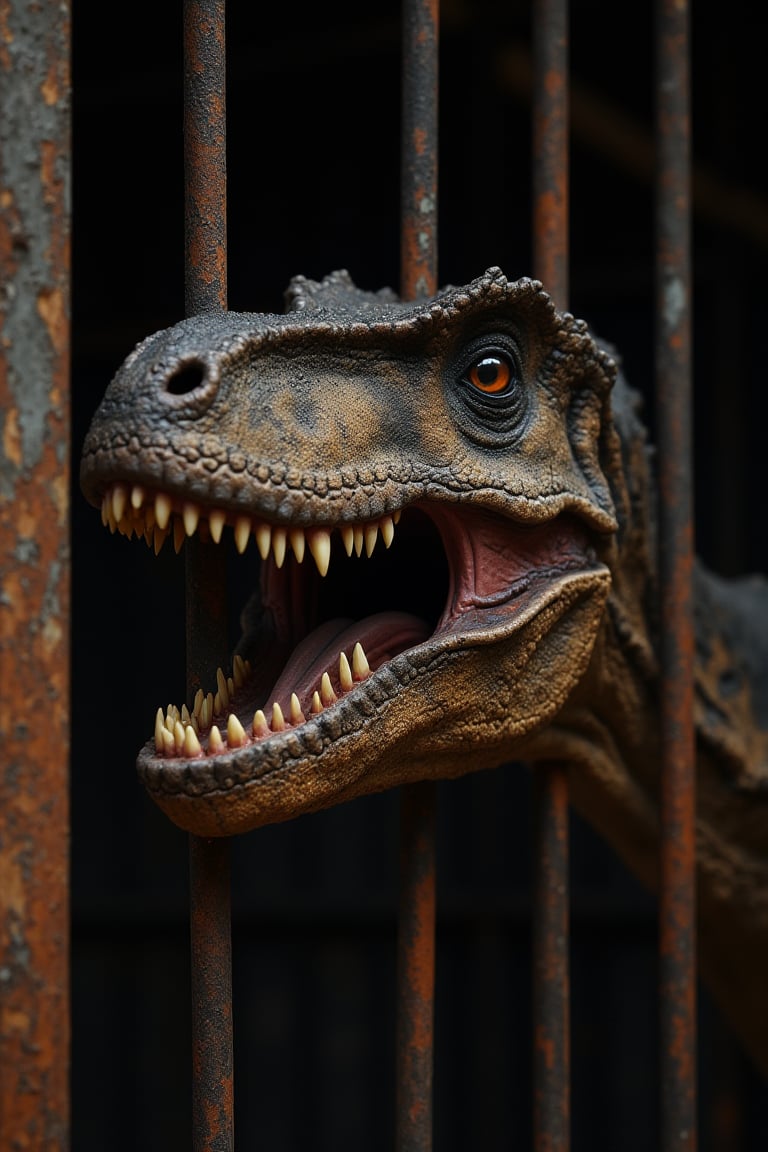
[467,355,512,394]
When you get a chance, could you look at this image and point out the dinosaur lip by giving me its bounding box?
[99,482,603,765]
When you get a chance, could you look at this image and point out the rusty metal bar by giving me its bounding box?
[400,0,439,302]
[655,1,697,1149]
[532,768,570,1151]
[396,782,438,1151]
[531,0,570,1147]
[0,3,71,1148]
[396,2,439,1148]
[183,2,234,1149]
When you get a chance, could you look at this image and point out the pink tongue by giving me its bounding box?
[268,611,431,710]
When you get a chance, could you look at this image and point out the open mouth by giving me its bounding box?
[99,481,601,767]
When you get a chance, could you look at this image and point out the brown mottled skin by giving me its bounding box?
[81,268,768,1074]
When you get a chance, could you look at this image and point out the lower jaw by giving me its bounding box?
[138,564,611,835]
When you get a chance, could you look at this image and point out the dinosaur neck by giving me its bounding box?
[530,543,768,1077]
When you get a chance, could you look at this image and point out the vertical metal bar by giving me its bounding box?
[400,0,439,302]
[396,783,438,1151]
[396,3,439,1149]
[0,3,71,1148]
[183,3,233,1149]
[531,0,570,1148]
[655,1,697,1149]
[189,836,234,1150]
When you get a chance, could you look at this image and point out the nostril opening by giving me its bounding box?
[165,359,207,396]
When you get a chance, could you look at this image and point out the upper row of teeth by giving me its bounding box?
[101,484,401,575]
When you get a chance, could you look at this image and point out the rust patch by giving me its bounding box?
[2,406,21,467]
[37,286,67,355]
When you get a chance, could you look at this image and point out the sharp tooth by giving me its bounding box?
[193,688,204,717]
[173,516,185,553]
[234,516,251,554]
[244,659,252,676]
[216,668,229,709]
[174,720,185,753]
[153,526,167,555]
[154,708,165,752]
[393,509,402,524]
[320,672,337,705]
[311,691,322,715]
[214,691,223,715]
[352,642,370,680]
[353,526,364,557]
[155,492,172,530]
[161,727,175,756]
[233,654,245,688]
[184,726,203,757]
[227,676,235,698]
[209,724,224,754]
[183,502,200,537]
[364,522,379,557]
[340,525,354,556]
[252,709,270,738]
[190,715,199,734]
[208,508,225,543]
[181,704,191,724]
[339,652,353,692]
[131,484,145,510]
[168,704,180,723]
[255,522,271,560]
[101,495,109,526]
[380,515,395,548]
[201,693,213,729]
[112,484,127,522]
[227,713,247,748]
[290,693,305,724]
[164,713,174,734]
[271,702,286,731]
[272,527,287,568]
[290,528,306,563]
[308,529,331,577]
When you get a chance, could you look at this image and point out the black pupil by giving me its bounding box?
[476,356,503,385]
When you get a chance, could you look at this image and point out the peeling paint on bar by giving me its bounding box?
[0,0,71,1146]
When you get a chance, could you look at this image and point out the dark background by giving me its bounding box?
[71,1,768,1147]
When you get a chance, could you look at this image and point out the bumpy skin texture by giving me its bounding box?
[81,268,768,1074]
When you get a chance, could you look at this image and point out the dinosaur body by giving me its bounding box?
[80,268,768,1073]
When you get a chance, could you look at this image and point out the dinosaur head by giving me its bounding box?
[80,268,620,835]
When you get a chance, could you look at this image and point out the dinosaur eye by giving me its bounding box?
[465,354,513,395]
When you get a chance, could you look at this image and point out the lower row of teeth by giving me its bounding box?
[154,644,372,758]
[102,484,401,576]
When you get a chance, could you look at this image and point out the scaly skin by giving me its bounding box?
[81,267,768,1074]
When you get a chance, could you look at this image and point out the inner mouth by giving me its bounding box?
[100,483,597,761]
